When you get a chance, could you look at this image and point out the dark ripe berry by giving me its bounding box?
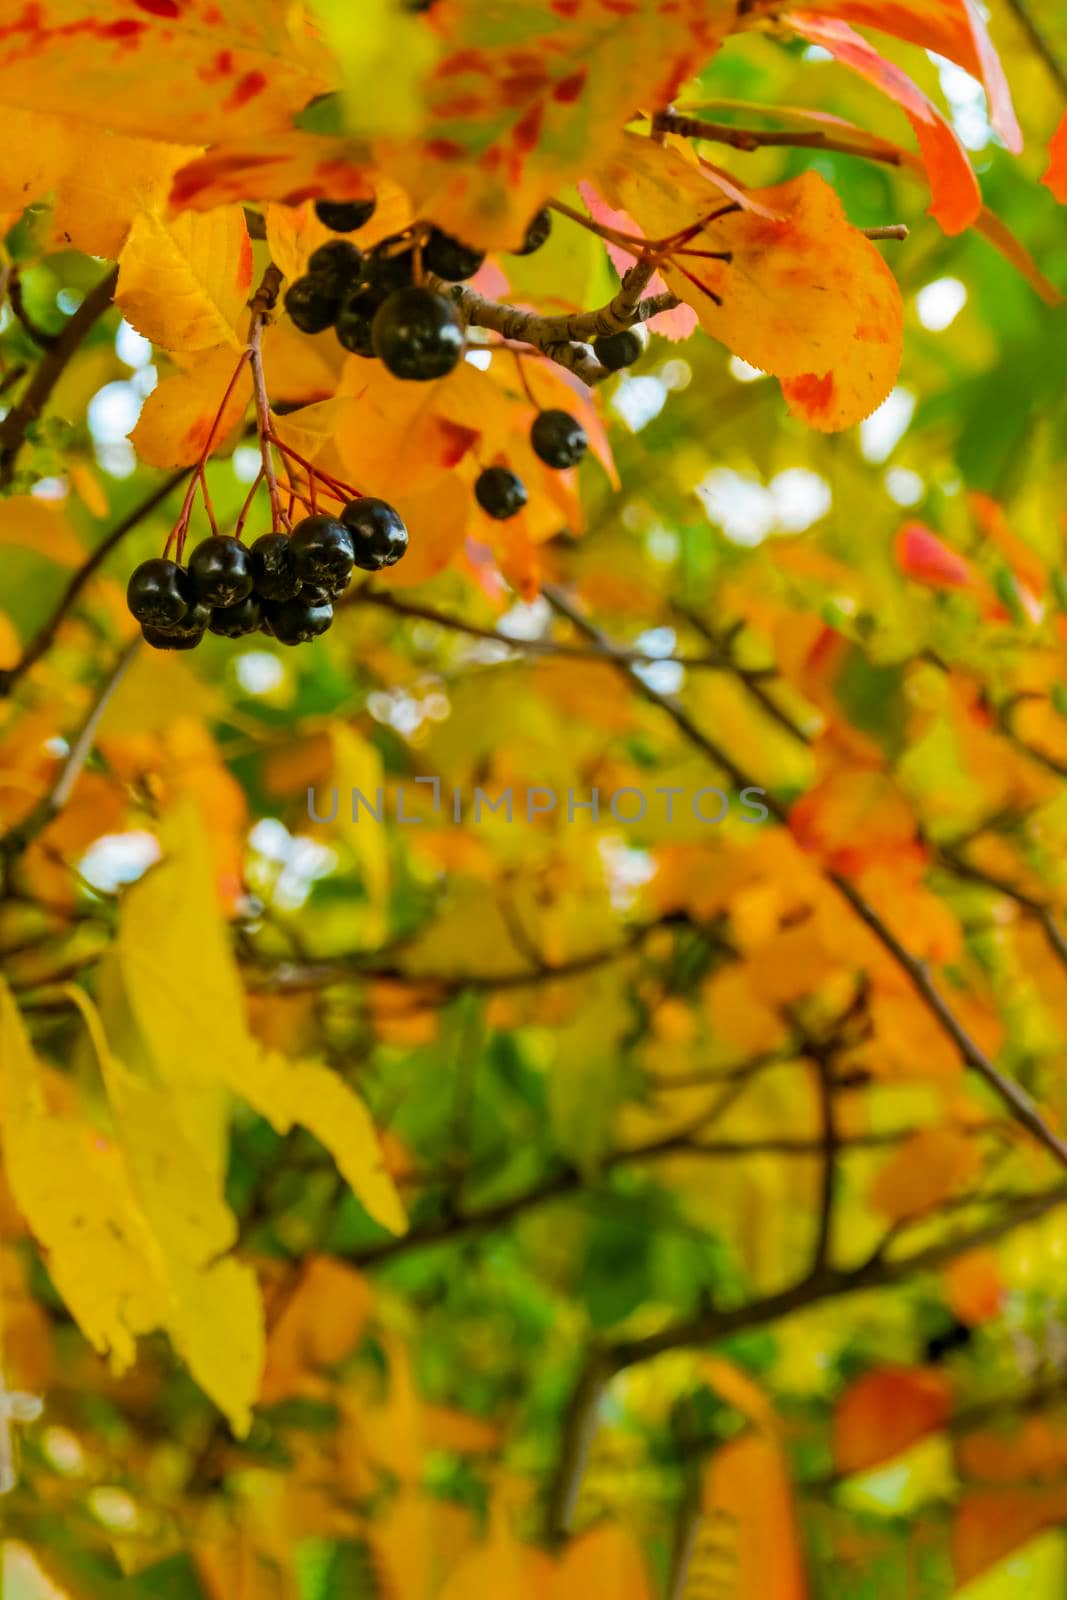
[515,208,551,256]
[336,286,385,357]
[250,532,301,601]
[188,536,254,607]
[142,623,203,652]
[210,594,262,638]
[289,514,355,589]
[300,583,332,604]
[308,239,364,293]
[372,286,464,381]
[593,328,642,371]
[423,227,485,282]
[475,466,527,520]
[365,234,416,293]
[314,197,377,232]
[127,558,191,627]
[284,275,339,334]
[340,496,409,570]
[263,596,334,645]
[531,408,588,470]
[167,597,213,637]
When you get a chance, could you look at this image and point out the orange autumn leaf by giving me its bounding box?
[116,206,253,354]
[894,522,977,590]
[551,1524,653,1600]
[1044,110,1067,204]
[833,1367,952,1474]
[783,14,981,234]
[598,142,902,430]
[943,1250,1003,1326]
[131,345,252,468]
[869,1126,982,1222]
[702,1431,808,1600]
[953,1488,1067,1587]
[789,768,921,877]
[753,0,1021,151]
[259,1257,373,1404]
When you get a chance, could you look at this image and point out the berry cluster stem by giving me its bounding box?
[248,311,287,536]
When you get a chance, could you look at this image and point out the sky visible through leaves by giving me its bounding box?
[0,1,1065,1596]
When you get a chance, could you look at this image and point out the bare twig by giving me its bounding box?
[1002,0,1067,96]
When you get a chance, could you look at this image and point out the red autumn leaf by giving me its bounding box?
[760,0,1021,152]
[1044,110,1067,204]
[833,1367,952,1474]
[785,13,981,235]
[170,132,375,214]
[894,523,976,589]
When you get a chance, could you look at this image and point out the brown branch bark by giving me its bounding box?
[543,584,1067,1171]
[0,265,118,488]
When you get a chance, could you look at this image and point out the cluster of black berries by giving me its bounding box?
[126,499,407,652]
[285,198,552,385]
[475,407,591,521]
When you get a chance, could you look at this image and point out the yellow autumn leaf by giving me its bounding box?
[131,344,252,468]
[0,978,167,1371]
[117,798,406,1235]
[869,1125,982,1223]
[322,724,390,946]
[116,206,253,354]
[65,984,264,1436]
[49,121,196,259]
[0,497,87,567]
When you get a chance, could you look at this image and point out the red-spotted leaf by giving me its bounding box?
[752,0,1021,152]
[598,139,902,430]
[376,0,738,250]
[0,0,328,145]
[785,13,981,234]
[171,132,375,214]
[1044,110,1067,204]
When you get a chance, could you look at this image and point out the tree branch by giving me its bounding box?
[0,265,118,488]
[0,467,191,697]
[543,584,1067,1171]
[1002,0,1067,97]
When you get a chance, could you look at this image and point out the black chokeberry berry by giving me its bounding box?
[308,239,364,293]
[336,286,385,356]
[314,197,377,232]
[365,235,416,293]
[531,408,588,470]
[372,286,464,381]
[423,227,485,282]
[475,467,527,520]
[339,497,409,570]
[289,514,355,589]
[188,536,254,608]
[127,558,192,628]
[594,329,642,371]
[515,208,551,256]
[142,623,203,652]
[250,532,302,601]
[263,596,334,645]
[210,595,262,638]
[284,275,339,334]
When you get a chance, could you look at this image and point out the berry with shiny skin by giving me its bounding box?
[423,227,485,282]
[314,197,376,232]
[475,467,527,520]
[188,536,254,607]
[289,514,355,589]
[364,235,416,293]
[308,239,364,293]
[210,595,262,638]
[127,558,191,627]
[250,532,302,601]
[284,275,339,334]
[372,286,464,380]
[515,208,551,256]
[593,329,642,371]
[336,286,385,356]
[531,408,588,469]
[340,496,408,570]
[142,623,203,652]
[263,596,334,645]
